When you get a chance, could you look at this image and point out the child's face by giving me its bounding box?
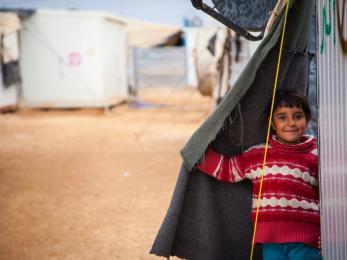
[272,105,308,145]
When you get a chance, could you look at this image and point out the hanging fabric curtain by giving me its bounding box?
[151,1,314,259]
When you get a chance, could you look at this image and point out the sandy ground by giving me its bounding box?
[0,87,211,260]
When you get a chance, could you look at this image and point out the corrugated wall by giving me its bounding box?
[317,0,347,259]
[130,47,187,89]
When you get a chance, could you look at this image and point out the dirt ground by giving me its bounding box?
[0,87,211,260]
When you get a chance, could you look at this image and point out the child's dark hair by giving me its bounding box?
[270,89,311,121]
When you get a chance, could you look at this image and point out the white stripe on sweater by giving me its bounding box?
[251,208,319,215]
[243,143,268,153]
[252,197,319,211]
[230,157,243,182]
[253,192,317,202]
[310,148,318,156]
[212,156,224,178]
[244,161,312,174]
[245,165,317,186]
[253,177,315,190]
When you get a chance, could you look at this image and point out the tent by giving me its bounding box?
[151,1,315,259]
[124,17,181,48]
[125,18,186,91]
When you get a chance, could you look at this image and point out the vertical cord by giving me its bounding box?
[249,1,290,259]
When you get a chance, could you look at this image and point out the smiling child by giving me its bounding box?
[196,90,321,260]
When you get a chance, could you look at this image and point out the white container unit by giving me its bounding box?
[20,10,127,108]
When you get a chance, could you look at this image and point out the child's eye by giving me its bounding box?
[295,114,305,119]
[278,116,286,120]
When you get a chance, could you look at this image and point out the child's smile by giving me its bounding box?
[272,106,308,145]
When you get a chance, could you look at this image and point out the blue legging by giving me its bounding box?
[263,243,323,260]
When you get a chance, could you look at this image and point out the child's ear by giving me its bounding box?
[304,120,309,130]
[268,116,275,130]
[271,121,275,130]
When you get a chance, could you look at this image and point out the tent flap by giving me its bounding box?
[181,0,313,171]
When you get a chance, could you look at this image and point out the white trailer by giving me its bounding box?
[20,10,128,108]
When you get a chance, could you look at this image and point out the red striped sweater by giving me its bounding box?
[197,135,320,247]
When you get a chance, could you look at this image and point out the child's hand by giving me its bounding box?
[318,236,321,250]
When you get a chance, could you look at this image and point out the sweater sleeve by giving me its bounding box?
[196,147,246,183]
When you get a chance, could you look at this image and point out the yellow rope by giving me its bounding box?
[249,1,290,259]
